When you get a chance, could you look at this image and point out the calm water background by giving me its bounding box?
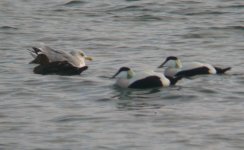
[0,0,244,149]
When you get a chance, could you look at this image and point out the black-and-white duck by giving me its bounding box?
[28,45,92,75]
[112,67,182,89]
[158,56,231,78]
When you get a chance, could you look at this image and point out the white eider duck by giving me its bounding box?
[112,67,182,89]
[28,45,92,75]
[158,56,231,78]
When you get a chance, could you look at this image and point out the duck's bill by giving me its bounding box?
[158,61,167,68]
[85,56,93,61]
[111,71,119,79]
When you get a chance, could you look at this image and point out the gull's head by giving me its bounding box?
[79,51,93,61]
[158,56,182,68]
[112,67,134,79]
[71,50,93,61]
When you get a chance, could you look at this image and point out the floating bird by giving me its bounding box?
[28,45,92,75]
[111,67,182,89]
[158,56,231,78]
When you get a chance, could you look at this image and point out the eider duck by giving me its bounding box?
[28,45,92,75]
[158,56,231,78]
[112,67,182,89]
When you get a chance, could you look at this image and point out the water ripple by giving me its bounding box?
[63,0,86,6]
[0,26,18,30]
[109,5,151,12]
[51,115,107,123]
[218,4,244,9]
[0,0,244,149]
[184,11,228,16]
[210,26,244,31]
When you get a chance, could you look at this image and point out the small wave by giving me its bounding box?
[115,14,163,22]
[228,26,244,30]
[182,33,203,39]
[63,0,86,6]
[210,26,244,31]
[184,11,227,16]
[218,4,244,9]
[230,4,244,8]
[109,5,151,12]
[52,115,84,122]
[52,8,66,12]
[51,115,106,123]
[0,26,18,30]
[197,88,217,94]
[134,14,163,21]
[96,98,111,102]
[125,0,141,2]
[166,1,202,5]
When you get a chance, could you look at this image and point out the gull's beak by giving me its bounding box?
[85,56,93,61]
[158,60,167,68]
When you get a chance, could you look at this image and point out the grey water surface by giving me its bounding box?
[0,0,244,149]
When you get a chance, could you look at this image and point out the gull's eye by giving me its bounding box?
[80,52,84,56]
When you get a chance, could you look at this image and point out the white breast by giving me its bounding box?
[164,67,180,78]
[116,78,130,88]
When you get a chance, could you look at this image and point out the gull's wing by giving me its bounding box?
[30,44,84,68]
[42,45,85,67]
[40,45,69,62]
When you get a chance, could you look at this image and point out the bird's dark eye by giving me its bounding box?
[80,53,84,56]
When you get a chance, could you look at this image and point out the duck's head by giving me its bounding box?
[158,56,182,68]
[112,67,134,79]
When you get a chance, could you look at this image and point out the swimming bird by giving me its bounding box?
[158,56,231,78]
[28,45,92,75]
[111,67,182,89]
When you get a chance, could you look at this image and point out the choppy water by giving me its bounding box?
[0,0,244,149]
